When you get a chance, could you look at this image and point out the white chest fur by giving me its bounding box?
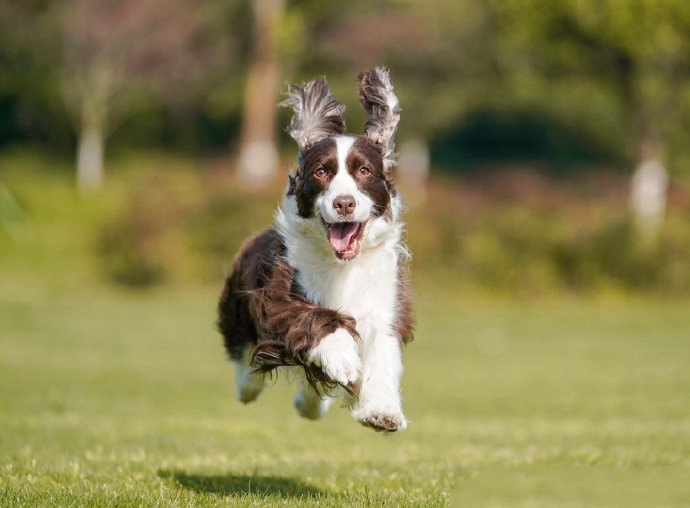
[274,194,408,431]
[296,241,398,339]
[275,194,403,341]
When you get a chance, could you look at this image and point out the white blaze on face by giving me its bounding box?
[317,136,373,224]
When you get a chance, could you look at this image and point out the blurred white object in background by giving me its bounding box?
[398,138,430,206]
[630,158,668,245]
[76,126,105,194]
[237,140,279,187]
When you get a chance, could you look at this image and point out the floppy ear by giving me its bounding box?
[280,76,346,152]
[358,67,401,173]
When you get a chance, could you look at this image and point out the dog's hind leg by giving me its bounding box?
[293,377,333,420]
[233,348,265,404]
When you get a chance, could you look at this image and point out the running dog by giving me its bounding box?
[218,67,413,432]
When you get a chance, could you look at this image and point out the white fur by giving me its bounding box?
[281,77,346,152]
[351,334,407,430]
[233,349,265,403]
[317,136,373,224]
[360,67,401,173]
[307,328,361,386]
[275,173,408,430]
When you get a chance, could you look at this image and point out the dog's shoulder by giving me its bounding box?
[234,227,283,264]
[230,227,285,289]
[218,227,288,357]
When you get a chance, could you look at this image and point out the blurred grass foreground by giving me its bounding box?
[2,0,690,506]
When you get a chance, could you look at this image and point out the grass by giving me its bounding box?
[1,286,689,507]
[1,152,690,506]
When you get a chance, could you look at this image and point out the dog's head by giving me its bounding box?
[281,67,401,261]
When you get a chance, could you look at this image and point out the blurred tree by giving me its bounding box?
[0,1,71,151]
[494,0,690,241]
[60,0,224,193]
[236,0,285,188]
[235,0,375,186]
[392,0,497,196]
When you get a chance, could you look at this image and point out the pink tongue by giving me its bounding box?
[328,222,359,252]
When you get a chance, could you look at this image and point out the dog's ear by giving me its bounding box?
[280,76,346,152]
[358,67,400,173]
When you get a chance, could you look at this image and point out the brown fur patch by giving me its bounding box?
[291,135,395,219]
[347,136,392,217]
[294,138,338,218]
[218,228,360,393]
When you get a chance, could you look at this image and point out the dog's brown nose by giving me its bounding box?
[333,195,356,216]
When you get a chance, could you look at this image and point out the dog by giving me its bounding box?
[218,67,413,432]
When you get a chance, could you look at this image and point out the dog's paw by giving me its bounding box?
[307,329,361,387]
[294,391,332,420]
[234,356,265,404]
[353,405,408,433]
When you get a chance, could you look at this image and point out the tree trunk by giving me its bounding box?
[73,69,111,194]
[630,132,668,246]
[236,0,284,188]
[77,124,105,193]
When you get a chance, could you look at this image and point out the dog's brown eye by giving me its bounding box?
[313,167,326,178]
[358,167,370,176]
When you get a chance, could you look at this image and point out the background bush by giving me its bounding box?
[86,160,690,295]
[95,163,275,287]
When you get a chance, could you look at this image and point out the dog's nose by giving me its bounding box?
[333,195,356,216]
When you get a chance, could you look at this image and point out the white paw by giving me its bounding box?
[234,357,264,404]
[352,404,408,433]
[307,329,361,387]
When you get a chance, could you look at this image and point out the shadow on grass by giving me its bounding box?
[159,470,324,499]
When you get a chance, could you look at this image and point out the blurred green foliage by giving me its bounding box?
[2,0,690,173]
[408,172,690,295]
[3,1,690,294]
[3,151,690,294]
[431,109,623,171]
[95,166,275,286]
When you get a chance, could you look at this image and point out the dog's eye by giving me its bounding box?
[358,167,370,176]
[313,167,326,178]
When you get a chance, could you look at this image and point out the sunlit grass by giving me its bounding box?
[1,152,690,506]
[1,286,689,506]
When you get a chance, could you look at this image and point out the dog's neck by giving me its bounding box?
[274,192,405,317]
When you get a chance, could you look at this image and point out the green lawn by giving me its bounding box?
[1,284,689,506]
[0,150,688,505]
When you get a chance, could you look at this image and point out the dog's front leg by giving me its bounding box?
[352,332,407,432]
[307,327,362,387]
[252,276,362,388]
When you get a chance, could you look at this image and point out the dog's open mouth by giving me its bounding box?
[323,220,366,261]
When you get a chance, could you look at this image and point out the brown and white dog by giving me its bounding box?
[218,67,413,432]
